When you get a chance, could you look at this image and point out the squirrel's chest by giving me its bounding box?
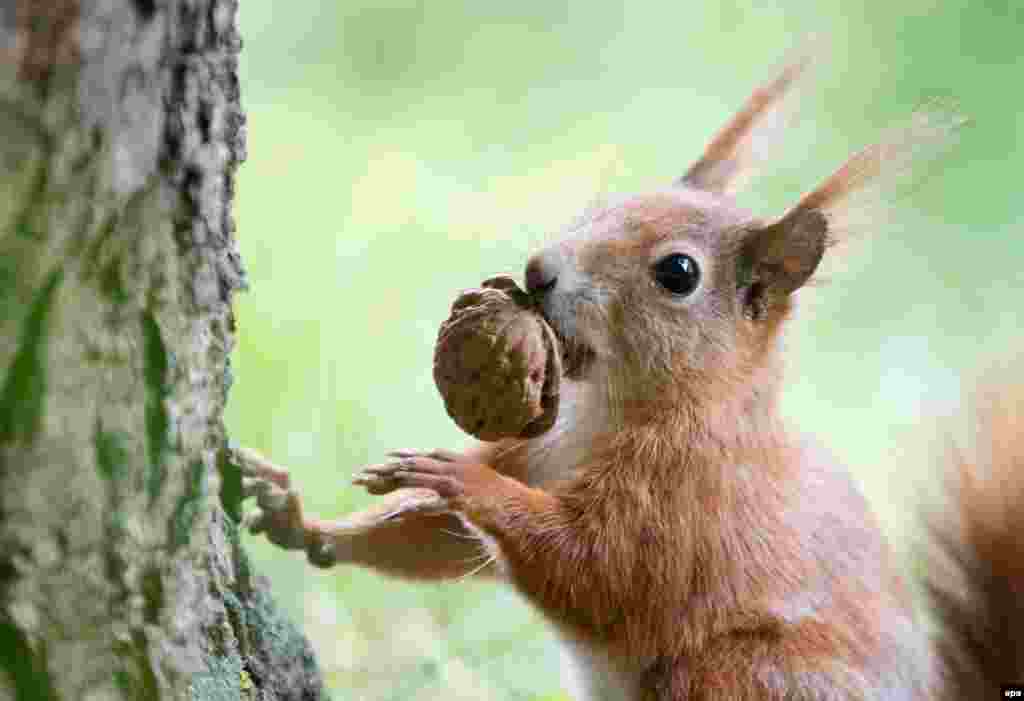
[520,383,607,486]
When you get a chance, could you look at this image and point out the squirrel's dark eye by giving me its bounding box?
[652,253,700,296]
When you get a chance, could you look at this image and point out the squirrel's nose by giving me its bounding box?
[525,253,559,296]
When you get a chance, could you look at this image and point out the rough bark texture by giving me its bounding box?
[0,1,326,699]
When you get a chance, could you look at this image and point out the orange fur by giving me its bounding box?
[244,57,1021,700]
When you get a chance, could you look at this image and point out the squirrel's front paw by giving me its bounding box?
[235,446,337,568]
[353,449,503,521]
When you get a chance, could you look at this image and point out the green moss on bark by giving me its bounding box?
[0,620,59,701]
[141,311,170,504]
[95,425,131,482]
[219,444,244,523]
[0,267,62,443]
[169,459,207,552]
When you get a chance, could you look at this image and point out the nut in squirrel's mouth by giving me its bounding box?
[531,300,595,380]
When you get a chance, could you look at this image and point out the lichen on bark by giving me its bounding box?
[0,1,325,698]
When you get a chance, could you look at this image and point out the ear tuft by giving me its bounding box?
[740,99,967,319]
[792,99,969,233]
[680,45,815,194]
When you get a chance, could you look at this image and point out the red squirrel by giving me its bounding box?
[238,57,1024,699]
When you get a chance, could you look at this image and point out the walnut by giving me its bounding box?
[433,275,561,441]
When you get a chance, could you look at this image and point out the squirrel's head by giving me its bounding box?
[525,56,964,414]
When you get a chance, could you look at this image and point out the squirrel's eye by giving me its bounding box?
[652,253,700,296]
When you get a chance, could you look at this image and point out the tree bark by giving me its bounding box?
[0,1,325,698]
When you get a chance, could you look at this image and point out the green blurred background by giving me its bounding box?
[230,1,1022,698]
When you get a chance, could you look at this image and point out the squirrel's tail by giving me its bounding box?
[923,365,1024,698]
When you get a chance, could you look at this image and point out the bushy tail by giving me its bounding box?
[923,366,1024,698]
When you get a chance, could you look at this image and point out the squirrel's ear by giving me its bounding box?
[739,208,829,317]
[679,50,811,194]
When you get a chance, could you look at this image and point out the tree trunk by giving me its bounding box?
[0,1,325,698]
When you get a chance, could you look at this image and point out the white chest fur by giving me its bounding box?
[560,635,643,701]
[526,382,644,700]
[522,380,608,487]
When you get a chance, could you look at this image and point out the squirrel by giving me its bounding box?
[237,55,1024,700]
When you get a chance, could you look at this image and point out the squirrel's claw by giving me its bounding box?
[354,453,471,501]
[306,539,337,569]
[234,445,291,489]
[386,448,462,463]
[235,445,331,561]
[351,462,403,495]
[241,487,307,551]
[241,506,267,534]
